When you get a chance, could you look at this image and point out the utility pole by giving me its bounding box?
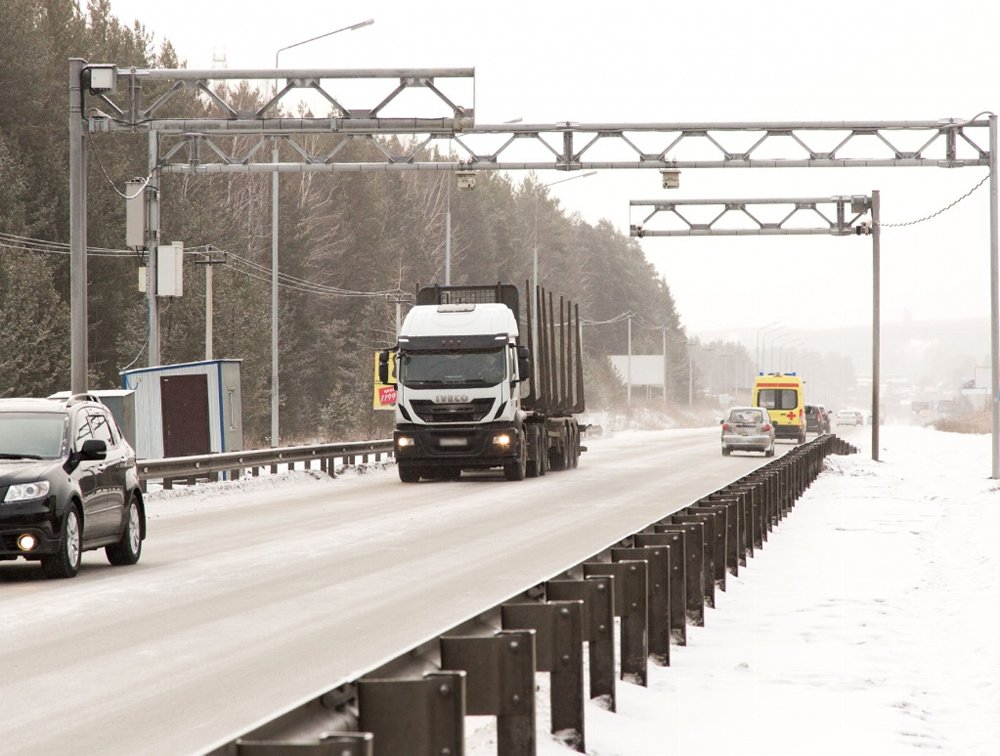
[193,246,227,361]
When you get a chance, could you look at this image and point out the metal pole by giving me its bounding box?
[271,140,279,447]
[990,115,999,478]
[662,328,667,400]
[69,59,87,393]
[626,314,632,418]
[445,179,451,285]
[530,172,594,366]
[688,342,693,405]
[147,132,160,366]
[269,20,375,446]
[533,194,539,362]
[872,190,881,462]
[205,259,213,361]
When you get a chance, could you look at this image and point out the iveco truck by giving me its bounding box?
[379,283,586,482]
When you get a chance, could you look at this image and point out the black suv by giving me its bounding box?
[804,404,831,434]
[0,395,145,578]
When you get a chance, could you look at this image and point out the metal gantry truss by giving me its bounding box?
[628,194,889,462]
[68,59,999,475]
[140,118,993,174]
[629,196,873,237]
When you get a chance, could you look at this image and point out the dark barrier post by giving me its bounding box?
[611,545,670,666]
[693,500,735,583]
[502,601,586,752]
[440,630,536,755]
[654,521,704,626]
[703,493,742,572]
[583,560,649,685]
[670,513,718,603]
[546,576,617,710]
[635,531,687,645]
[357,671,465,756]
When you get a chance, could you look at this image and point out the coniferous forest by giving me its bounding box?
[0,0,697,445]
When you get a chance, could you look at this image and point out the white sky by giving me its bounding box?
[105,0,1000,336]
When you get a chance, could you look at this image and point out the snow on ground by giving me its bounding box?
[463,424,1000,755]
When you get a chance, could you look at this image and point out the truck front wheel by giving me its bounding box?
[503,433,527,481]
[398,464,421,483]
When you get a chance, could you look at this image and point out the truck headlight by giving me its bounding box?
[4,481,50,502]
[396,436,415,449]
[493,433,512,447]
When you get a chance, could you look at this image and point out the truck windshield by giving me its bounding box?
[399,349,506,388]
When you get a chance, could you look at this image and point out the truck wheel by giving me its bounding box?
[570,426,579,468]
[549,445,564,472]
[503,433,527,481]
[538,429,548,476]
[526,426,541,478]
[398,464,421,483]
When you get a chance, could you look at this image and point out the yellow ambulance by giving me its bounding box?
[753,372,806,443]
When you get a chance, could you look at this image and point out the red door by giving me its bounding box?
[160,374,211,457]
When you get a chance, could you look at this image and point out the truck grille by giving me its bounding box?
[410,399,495,423]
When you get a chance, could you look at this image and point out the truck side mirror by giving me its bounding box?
[378,349,392,384]
[516,345,531,382]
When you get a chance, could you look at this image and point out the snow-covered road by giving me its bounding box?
[0,426,793,755]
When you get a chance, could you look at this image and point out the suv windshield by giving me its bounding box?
[0,413,66,459]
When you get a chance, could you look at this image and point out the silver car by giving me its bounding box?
[721,406,775,457]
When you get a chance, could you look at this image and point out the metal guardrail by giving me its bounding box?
[204,433,857,755]
[137,439,394,491]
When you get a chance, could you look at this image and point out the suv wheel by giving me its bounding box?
[106,494,143,566]
[42,505,82,579]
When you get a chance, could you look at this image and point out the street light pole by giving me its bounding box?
[532,171,596,355]
[770,333,796,373]
[270,19,374,447]
[755,321,782,374]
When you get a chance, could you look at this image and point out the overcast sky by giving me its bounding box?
[105,0,1000,338]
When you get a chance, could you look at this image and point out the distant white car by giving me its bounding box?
[836,410,860,426]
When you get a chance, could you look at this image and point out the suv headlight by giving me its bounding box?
[4,481,51,502]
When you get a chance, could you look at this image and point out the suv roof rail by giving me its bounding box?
[64,393,104,407]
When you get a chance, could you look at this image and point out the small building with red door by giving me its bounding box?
[121,359,243,459]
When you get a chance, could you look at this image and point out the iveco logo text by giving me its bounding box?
[434,395,469,404]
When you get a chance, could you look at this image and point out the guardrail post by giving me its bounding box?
[236,734,374,754]
[697,499,738,578]
[670,513,718,604]
[546,576,616,710]
[635,531,686,645]
[674,504,729,592]
[357,671,465,756]
[583,560,648,686]
[654,522,704,626]
[501,600,586,752]
[611,546,670,666]
[440,630,536,755]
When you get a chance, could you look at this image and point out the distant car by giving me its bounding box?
[721,406,775,457]
[836,409,860,426]
[805,404,831,434]
[0,395,145,578]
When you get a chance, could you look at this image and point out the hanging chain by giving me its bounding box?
[877,172,990,228]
